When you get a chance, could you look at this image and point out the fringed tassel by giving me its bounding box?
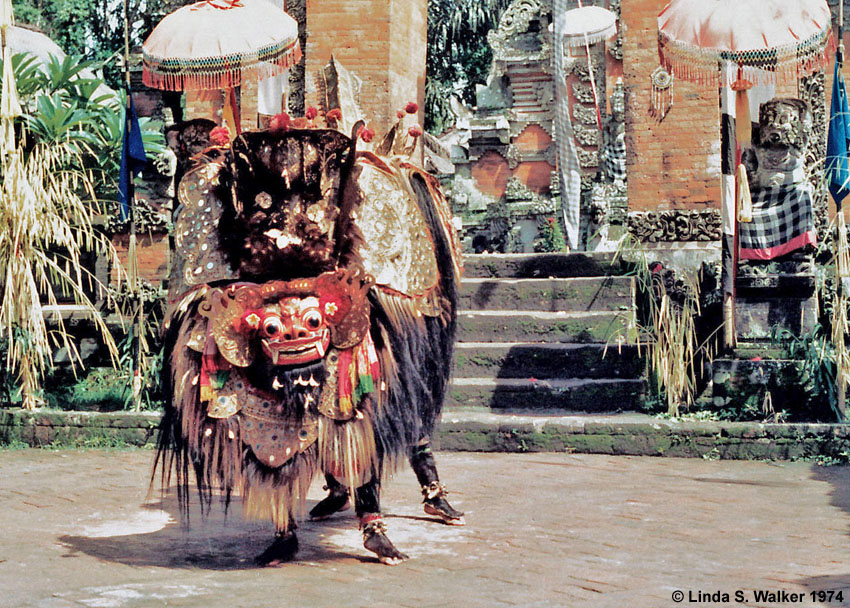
[336,332,381,415]
[241,446,318,532]
[199,333,230,403]
[316,415,379,493]
[142,41,301,92]
[649,66,673,121]
[659,29,834,89]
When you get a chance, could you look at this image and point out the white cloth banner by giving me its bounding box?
[257,0,290,116]
[553,0,582,251]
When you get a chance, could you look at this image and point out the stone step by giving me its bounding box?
[434,408,850,459]
[452,342,642,380]
[459,276,634,312]
[463,253,622,279]
[4,408,845,460]
[447,377,645,412]
[456,310,635,344]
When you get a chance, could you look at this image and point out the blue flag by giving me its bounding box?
[118,90,147,221]
[827,57,850,207]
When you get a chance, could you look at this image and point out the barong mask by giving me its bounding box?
[199,266,374,369]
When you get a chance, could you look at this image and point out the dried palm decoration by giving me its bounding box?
[833,213,850,418]
[0,141,123,408]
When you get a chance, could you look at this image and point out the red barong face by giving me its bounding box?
[254,296,331,366]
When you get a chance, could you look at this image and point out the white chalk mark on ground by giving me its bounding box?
[316,504,470,558]
[75,509,174,538]
[76,584,203,608]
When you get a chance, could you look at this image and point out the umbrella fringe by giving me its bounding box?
[659,30,834,87]
[143,41,301,92]
[563,24,618,48]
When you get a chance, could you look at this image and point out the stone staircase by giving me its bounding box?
[446,253,646,413]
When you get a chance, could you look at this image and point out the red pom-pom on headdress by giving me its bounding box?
[209,126,230,146]
[270,113,291,134]
[326,108,342,121]
[405,102,418,114]
[408,125,423,138]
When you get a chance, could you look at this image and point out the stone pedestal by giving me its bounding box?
[734,253,816,343]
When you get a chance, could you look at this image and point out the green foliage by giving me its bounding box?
[774,326,843,421]
[8,50,166,205]
[426,0,510,133]
[0,48,163,409]
[12,0,175,87]
[109,280,166,410]
[44,368,129,411]
[535,217,566,252]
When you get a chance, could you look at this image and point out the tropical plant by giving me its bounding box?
[426,0,510,133]
[109,280,166,410]
[0,49,165,410]
[8,50,166,203]
[0,141,124,409]
[536,216,567,252]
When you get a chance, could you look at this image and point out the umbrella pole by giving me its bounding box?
[123,0,142,411]
[574,0,602,129]
[720,64,737,351]
[837,0,844,69]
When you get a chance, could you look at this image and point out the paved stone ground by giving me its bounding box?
[2,449,850,608]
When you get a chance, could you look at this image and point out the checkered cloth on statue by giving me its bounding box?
[738,181,816,260]
[601,129,627,183]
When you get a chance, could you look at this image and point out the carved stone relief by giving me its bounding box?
[608,0,623,60]
[505,176,537,201]
[106,199,171,235]
[572,81,596,104]
[627,209,722,242]
[573,123,599,147]
[573,104,598,126]
[570,60,604,85]
[578,149,598,168]
[798,71,829,239]
[591,182,628,225]
[488,0,552,64]
[505,144,522,169]
[549,171,560,196]
[285,0,306,116]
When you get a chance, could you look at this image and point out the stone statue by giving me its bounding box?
[743,98,812,191]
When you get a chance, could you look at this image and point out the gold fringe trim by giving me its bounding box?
[241,446,318,532]
[317,414,379,492]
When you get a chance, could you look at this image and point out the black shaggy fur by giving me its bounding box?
[155,128,459,560]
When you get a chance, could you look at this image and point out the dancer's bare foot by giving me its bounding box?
[422,482,465,526]
[361,514,408,565]
[255,529,299,567]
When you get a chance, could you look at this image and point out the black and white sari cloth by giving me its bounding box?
[738,181,816,260]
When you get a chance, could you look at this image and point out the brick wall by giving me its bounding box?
[621,0,720,212]
[304,0,426,135]
[111,234,170,286]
